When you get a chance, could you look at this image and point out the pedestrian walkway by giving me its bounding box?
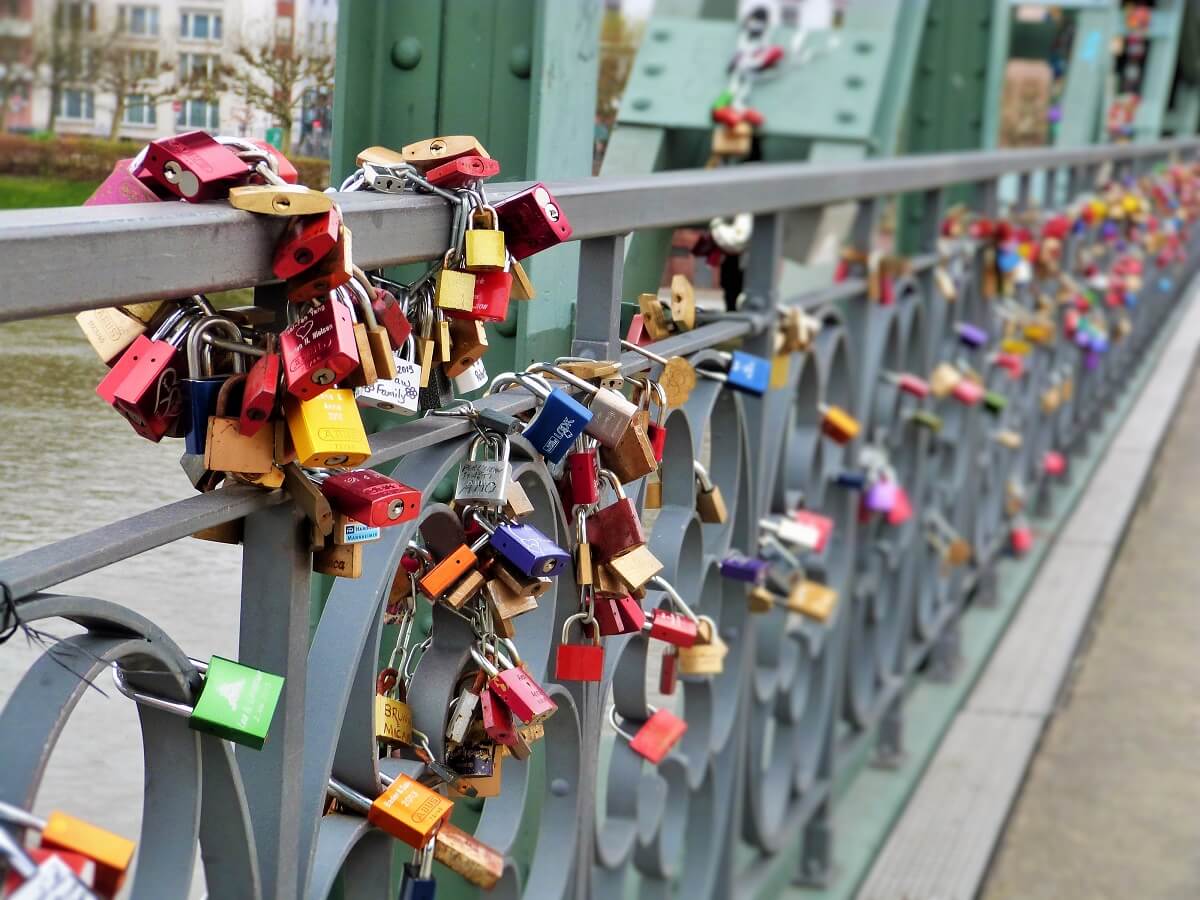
[981,360,1200,900]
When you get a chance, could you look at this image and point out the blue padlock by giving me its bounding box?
[181,315,245,455]
[476,516,570,577]
[1124,291,1138,308]
[835,470,867,490]
[698,350,771,396]
[720,554,769,583]
[398,838,438,900]
[493,372,592,464]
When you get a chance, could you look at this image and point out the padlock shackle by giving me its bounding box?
[110,663,196,720]
[0,800,46,832]
[760,532,802,572]
[619,338,670,366]
[187,315,244,378]
[344,277,380,329]
[326,777,372,816]
[561,611,596,645]
[693,460,714,492]
[0,825,38,880]
[597,467,625,501]
[607,704,638,743]
[525,362,598,398]
[648,575,699,623]
[468,643,501,678]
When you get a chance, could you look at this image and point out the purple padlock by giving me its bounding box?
[1085,350,1101,371]
[955,322,989,349]
[1074,330,1092,349]
[864,479,898,514]
[720,555,769,584]
[1091,334,1110,354]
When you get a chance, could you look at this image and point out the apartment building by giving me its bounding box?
[0,0,334,149]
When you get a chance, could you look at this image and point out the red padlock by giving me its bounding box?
[659,649,678,695]
[593,592,645,636]
[993,353,1024,379]
[647,421,667,462]
[1043,450,1067,477]
[711,105,741,127]
[320,470,421,527]
[372,289,412,349]
[86,158,167,204]
[952,379,984,406]
[447,270,511,322]
[485,648,558,725]
[792,509,834,553]
[568,449,600,506]
[279,299,359,400]
[741,106,765,126]
[1010,522,1034,556]
[645,608,698,648]
[102,315,192,441]
[895,373,929,398]
[493,182,573,259]
[273,208,342,280]
[425,154,501,189]
[248,138,299,183]
[555,614,604,682]
[622,707,687,764]
[136,131,248,201]
[479,684,517,746]
[239,341,280,436]
[886,485,913,526]
[625,313,651,347]
[3,848,97,893]
[586,472,646,561]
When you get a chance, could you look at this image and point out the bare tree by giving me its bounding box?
[39,2,91,133]
[224,25,334,152]
[91,35,173,140]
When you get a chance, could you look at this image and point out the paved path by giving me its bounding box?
[981,361,1200,900]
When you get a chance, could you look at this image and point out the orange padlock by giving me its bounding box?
[367,774,454,848]
[819,405,860,444]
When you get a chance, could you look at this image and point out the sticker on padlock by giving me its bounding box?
[356,336,421,414]
[111,656,284,750]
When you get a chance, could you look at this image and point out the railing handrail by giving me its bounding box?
[2,139,1197,323]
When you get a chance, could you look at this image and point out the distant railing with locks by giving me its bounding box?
[1,136,1198,900]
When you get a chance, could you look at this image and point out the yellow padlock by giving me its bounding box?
[999,337,1032,356]
[284,389,371,468]
[464,205,507,272]
[435,250,476,312]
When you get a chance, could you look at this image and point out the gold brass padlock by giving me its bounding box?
[607,543,664,592]
[434,823,504,890]
[374,693,413,745]
[464,205,506,272]
[435,260,476,313]
[638,292,673,341]
[205,375,276,475]
[711,121,752,157]
[356,145,407,168]
[503,480,535,519]
[677,616,727,675]
[77,302,163,364]
[445,319,488,378]
[929,363,963,398]
[486,575,539,622]
[510,260,536,300]
[786,578,838,622]
[694,462,728,524]
[670,274,696,331]
[401,135,490,170]
[748,586,776,614]
[314,542,363,578]
[228,184,333,216]
[600,420,658,484]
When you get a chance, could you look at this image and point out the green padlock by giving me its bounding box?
[910,410,943,432]
[111,656,284,750]
[983,391,1007,414]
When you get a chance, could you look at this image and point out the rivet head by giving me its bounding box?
[509,44,532,78]
[632,97,651,111]
[391,36,422,70]
[550,778,570,796]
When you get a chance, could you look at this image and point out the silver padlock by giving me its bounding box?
[454,431,512,507]
[445,680,482,744]
[453,356,490,394]
[354,335,421,414]
[362,162,406,193]
[527,362,637,449]
[760,516,821,551]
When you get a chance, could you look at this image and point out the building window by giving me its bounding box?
[180,10,222,40]
[118,5,159,36]
[124,93,156,125]
[127,49,158,78]
[55,1,96,32]
[177,98,218,129]
[178,52,217,82]
[58,88,94,120]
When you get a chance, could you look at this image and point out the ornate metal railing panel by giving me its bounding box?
[1,138,1196,899]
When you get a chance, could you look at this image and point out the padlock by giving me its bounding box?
[929,362,963,398]
[644,607,699,648]
[711,121,752,157]
[239,335,280,437]
[444,318,489,377]
[464,203,507,272]
[694,461,728,523]
[402,135,490,169]
[320,469,421,527]
[593,591,646,635]
[567,446,601,506]
[883,371,929,399]
[530,363,637,449]
[100,309,195,442]
[864,478,898,514]
[786,578,838,622]
[697,350,771,395]
[660,649,678,695]
[425,153,501,188]
[136,131,248,201]
[398,837,438,900]
[952,378,985,406]
[720,554,769,584]
[472,644,558,725]
[2,847,97,894]
[669,274,696,331]
[286,225,354,302]
[87,156,167,205]
[575,510,594,587]
[375,691,414,746]
[372,288,413,349]
[598,416,658,484]
[454,357,491,394]
[503,479,535,519]
[678,615,728,675]
[228,182,333,217]
[1010,521,1034,556]
[613,706,688,765]
[510,258,536,301]
[112,655,284,750]
[494,561,552,601]
[485,575,539,625]
[637,292,673,341]
[494,372,592,464]
[344,278,398,383]
[434,823,505,890]
[631,377,669,461]
[472,514,570,577]
[820,405,860,444]
[0,804,136,897]
[586,469,646,560]
[334,513,381,545]
[956,321,989,350]
[444,568,487,610]
[284,389,372,467]
[367,773,455,849]
[887,486,913,526]
[205,374,276,475]
[181,314,246,454]
[555,613,604,682]
[607,543,664,592]
[447,269,512,323]
[337,289,379,391]
[447,742,502,798]
[435,248,477,313]
[419,536,487,601]
[279,298,360,400]
[793,510,835,551]
[620,340,698,408]
[76,302,164,366]
[494,182,573,259]
[1043,450,1067,477]
[455,431,512,507]
[356,336,421,414]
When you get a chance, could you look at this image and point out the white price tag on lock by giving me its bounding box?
[10,856,96,900]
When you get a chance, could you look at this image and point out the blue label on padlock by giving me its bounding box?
[522,388,592,463]
[342,523,381,544]
[489,522,571,577]
[727,351,770,395]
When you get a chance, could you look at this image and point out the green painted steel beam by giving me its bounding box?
[1132,1,1186,142]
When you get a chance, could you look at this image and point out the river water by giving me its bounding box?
[0,314,241,894]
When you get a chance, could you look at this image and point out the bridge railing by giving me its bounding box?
[0,137,1196,900]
